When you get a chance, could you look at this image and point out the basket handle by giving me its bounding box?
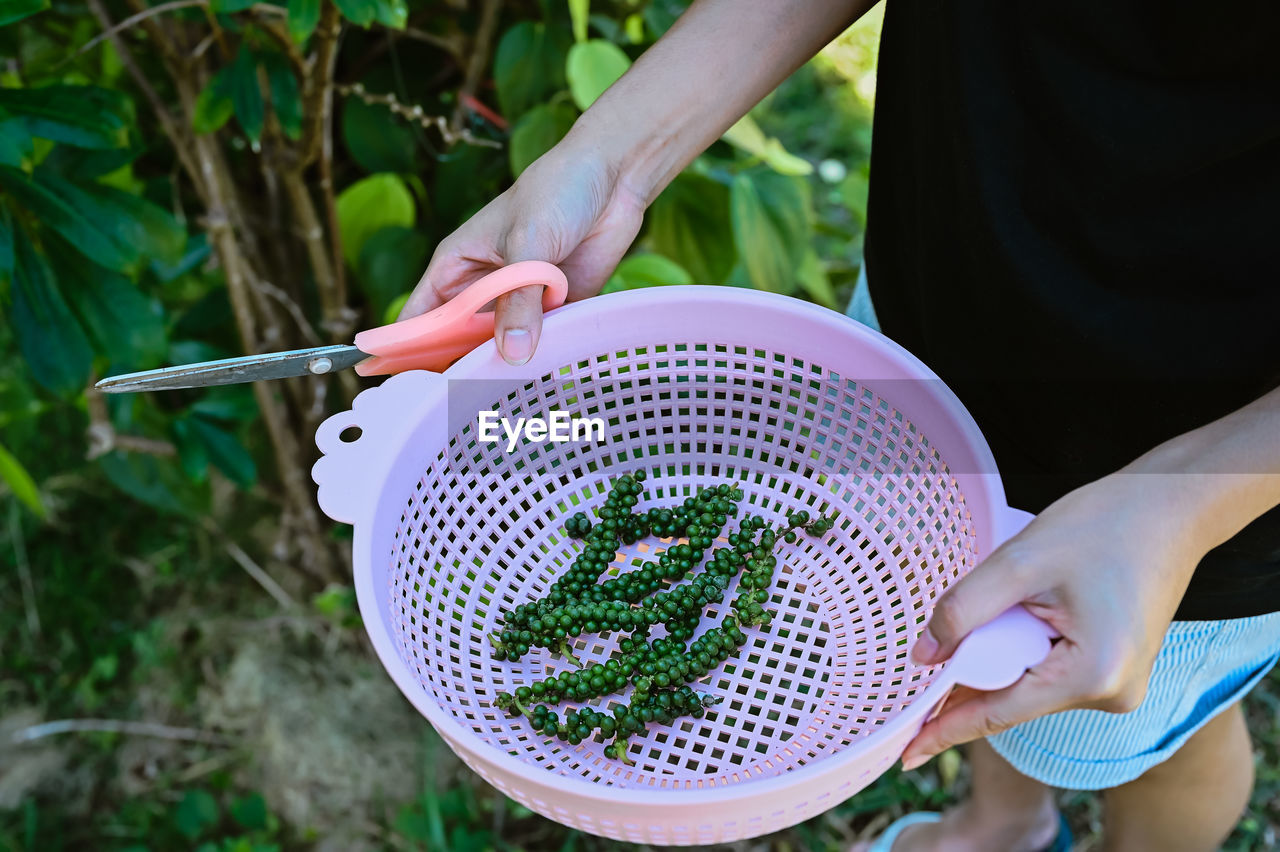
[943,604,1057,692]
[994,505,1035,547]
[311,371,447,525]
[915,508,1055,721]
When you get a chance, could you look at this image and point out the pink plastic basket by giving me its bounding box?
[311,284,1054,845]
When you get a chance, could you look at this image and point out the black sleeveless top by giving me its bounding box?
[864,0,1280,620]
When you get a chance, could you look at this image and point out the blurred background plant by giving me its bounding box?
[2,1,1277,850]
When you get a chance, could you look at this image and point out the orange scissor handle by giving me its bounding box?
[353,261,569,376]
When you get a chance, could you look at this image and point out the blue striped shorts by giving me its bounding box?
[847,267,1280,789]
[988,613,1280,789]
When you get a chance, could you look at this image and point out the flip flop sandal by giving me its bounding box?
[863,810,1073,852]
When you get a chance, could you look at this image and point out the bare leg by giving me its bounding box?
[1102,701,1253,852]
[851,738,1059,852]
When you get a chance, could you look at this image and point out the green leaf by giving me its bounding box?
[642,0,681,38]
[40,144,139,182]
[601,252,691,293]
[432,142,504,224]
[837,169,869,227]
[730,171,812,295]
[722,115,813,176]
[565,40,630,111]
[174,790,220,840]
[98,450,202,514]
[383,291,410,325]
[10,220,93,395]
[170,417,210,483]
[508,102,576,178]
[56,256,168,368]
[624,13,644,43]
[287,0,320,41]
[0,440,45,518]
[493,22,569,121]
[82,182,185,265]
[32,172,185,267]
[0,118,33,167]
[192,73,234,134]
[210,0,255,11]
[568,0,589,43]
[333,0,377,27]
[230,793,268,831]
[190,385,258,422]
[355,225,428,320]
[0,85,131,150]
[0,204,12,281]
[647,171,735,283]
[263,52,302,140]
[796,249,838,309]
[372,0,405,29]
[227,48,264,143]
[0,0,49,25]
[0,165,129,270]
[341,97,416,174]
[335,173,416,268]
[151,233,211,283]
[751,170,812,261]
[190,416,256,487]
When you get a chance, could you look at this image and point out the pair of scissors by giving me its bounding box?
[95,262,569,393]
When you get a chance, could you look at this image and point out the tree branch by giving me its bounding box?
[76,0,206,57]
[299,1,341,167]
[85,0,204,200]
[450,0,501,136]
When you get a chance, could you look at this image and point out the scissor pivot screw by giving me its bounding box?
[308,357,334,375]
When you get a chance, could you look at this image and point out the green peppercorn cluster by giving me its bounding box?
[493,472,838,763]
[491,473,744,663]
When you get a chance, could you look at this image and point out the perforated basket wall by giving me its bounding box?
[313,287,1017,845]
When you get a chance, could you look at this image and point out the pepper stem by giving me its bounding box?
[555,639,583,667]
[614,736,634,766]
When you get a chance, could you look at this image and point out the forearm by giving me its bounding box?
[566,0,873,202]
[1123,385,1280,557]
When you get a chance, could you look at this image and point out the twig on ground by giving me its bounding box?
[206,522,298,609]
[9,504,41,640]
[9,719,230,746]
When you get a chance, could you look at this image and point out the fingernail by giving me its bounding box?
[901,752,932,772]
[501,328,533,365]
[912,626,939,664]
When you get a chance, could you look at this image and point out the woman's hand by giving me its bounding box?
[396,134,647,365]
[899,471,1208,770]
[395,0,874,365]
[901,383,1280,769]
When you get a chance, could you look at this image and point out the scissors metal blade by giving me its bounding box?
[95,344,370,393]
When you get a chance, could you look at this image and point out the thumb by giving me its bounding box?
[913,544,1035,665]
[493,284,546,366]
[493,234,563,366]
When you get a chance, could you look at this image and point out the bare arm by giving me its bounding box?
[575,0,874,203]
[400,0,875,362]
